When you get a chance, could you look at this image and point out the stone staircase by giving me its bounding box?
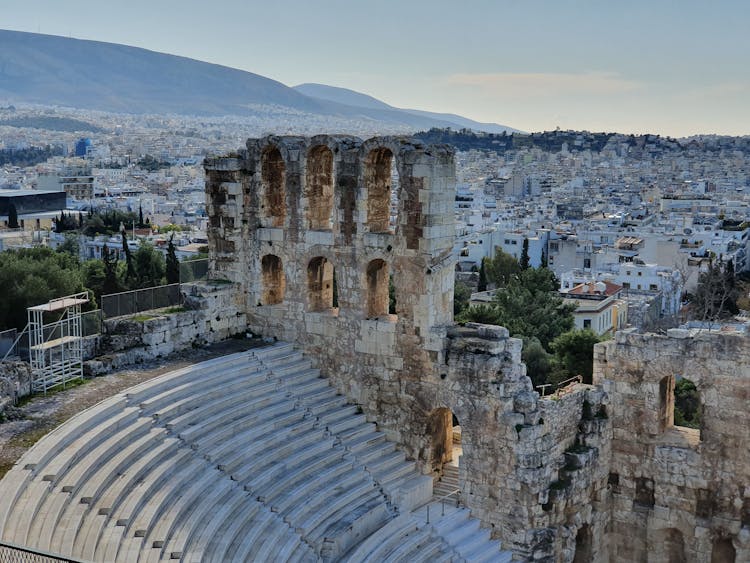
[0,342,514,562]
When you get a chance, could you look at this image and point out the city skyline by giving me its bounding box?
[3,0,750,137]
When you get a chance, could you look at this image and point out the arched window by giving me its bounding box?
[366,259,389,318]
[305,145,334,230]
[261,146,286,227]
[364,147,395,233]
[260,255,284,305]
[307,257,334,312]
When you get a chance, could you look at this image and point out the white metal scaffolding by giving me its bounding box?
[27,292,89,393]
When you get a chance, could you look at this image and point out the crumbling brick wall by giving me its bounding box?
[595,329,750,562]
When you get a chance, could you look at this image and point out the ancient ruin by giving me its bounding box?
[202,134,749,561]
[0,134,747,562]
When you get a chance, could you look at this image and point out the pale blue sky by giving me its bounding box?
[4,0,749,136]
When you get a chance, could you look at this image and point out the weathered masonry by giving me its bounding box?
[594,330,750,563]
[205,136,749,562]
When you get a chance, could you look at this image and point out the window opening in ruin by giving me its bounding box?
[572,524,592,563]
[305,145,334,230]
[261,146,286,228]
[364,147,398,233]
[366,259,390,318]
[711,537,737,563]
[260,254,285,305]
[307,256,336,313]
[660,374,702,437]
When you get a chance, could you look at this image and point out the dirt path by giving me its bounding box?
[0,338,264,478]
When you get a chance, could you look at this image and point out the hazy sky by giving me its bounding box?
[4,0,749,136]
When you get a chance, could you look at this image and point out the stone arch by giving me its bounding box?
[426,407,461,476]
[260,254,285,305]
[307,256,335,312]
[305,145,334,230]
[261,145,286,227]
[364,147,395,233]
[711,537,736,563]
[572,523,592,563]
[365,259,390,318]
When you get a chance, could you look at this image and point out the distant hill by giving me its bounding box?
[293,83,520,134]
[0,116,103,133]
[0,30,518,133]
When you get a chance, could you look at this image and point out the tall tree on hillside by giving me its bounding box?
[520,238,530,270]
[165,235,180,285]
[138,203,144,228]
[101,244,120,296]
[121,230,136,284]
[478,258,488,292]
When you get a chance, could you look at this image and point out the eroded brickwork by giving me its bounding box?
[594,330,750,562]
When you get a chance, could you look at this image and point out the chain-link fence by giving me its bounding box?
[0,328,17,358]
[0,542,82,563]
[179,258,209,283]
[100,284,182,319]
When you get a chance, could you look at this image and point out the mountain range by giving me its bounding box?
[0,29,516,133]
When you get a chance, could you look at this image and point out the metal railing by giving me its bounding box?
[100,284,182,319]
[0,541,83,563]
[537,375,584,398]
[426,488,461,524]
[179,258,208,283]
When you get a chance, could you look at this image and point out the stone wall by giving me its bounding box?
[594,329,750,562]
[86,282,247,375]
[205,136,608,561]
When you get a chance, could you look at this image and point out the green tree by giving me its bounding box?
[674,378,701,429]
[484,247,520,288]
[56,233,80,258]
[101,244,121,295]
[121,231,136,284]
[133,242,165,289]
[0,248,88,330]
[7,203,19,229]
[477,258,488,292]
[453,281,472,316]
[138,203,145,228]
[522,337,553,389]
[520,238,530,270]
[550,329,603,385]
[165,235,180,285]
[460,265,575,350]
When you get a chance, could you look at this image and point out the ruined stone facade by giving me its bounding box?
[204,136,749,562]
[595,329,750,562]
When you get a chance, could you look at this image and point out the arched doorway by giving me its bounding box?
[573,524,592,563]
[427,408,462,497]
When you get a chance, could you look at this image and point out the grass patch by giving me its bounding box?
[131,314,157,322]
[161,306,186,314]
[15,377,87,407]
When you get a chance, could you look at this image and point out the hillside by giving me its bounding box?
[0,30,516,132]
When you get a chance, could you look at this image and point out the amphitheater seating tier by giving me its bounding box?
[0,342,513,562]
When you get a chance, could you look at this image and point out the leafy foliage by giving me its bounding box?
[165,236,180,285]
[483,248,520,288]
[453,281,472,316]
[82,209,138,236]
[674,378,701,429]
[549,329,604,385]
[0,248,88,330]
[0,144,64,167]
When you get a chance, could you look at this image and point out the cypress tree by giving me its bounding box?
[478,258,488,292]
[520,238,530,270]
[166,235,180,285]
